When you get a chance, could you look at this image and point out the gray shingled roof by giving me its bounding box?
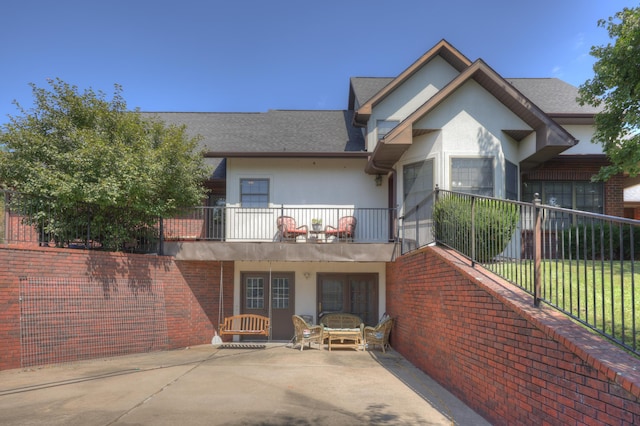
[143,110,364,155]
[349,76,602,115]
[506,78,602,115]
[349,77,393,109]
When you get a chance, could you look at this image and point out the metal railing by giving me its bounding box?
[399,188,640,356]
[162,205,396,243]
[2,191,396,251]
[1,190,160,253]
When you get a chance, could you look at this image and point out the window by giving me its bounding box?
[505,160,518,201]
[271,277,290,309]
[522,181,603,213]
[240,179,269,207]
[403,160,434,219]
[376,120,399,141]
[451,157,494,196]
[245,277,264,309]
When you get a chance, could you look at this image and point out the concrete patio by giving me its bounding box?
[0,343,491,425]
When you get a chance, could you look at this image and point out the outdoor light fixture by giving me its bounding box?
[375,174,382,186]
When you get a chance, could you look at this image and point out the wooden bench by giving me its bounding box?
[219,314,270,337]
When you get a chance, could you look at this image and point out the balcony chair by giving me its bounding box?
[277,216,308,241]
[292,315,324,351]
[363,315,393,353]
[324,216,357,242]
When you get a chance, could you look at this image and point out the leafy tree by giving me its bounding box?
[0,78,210,250]
[578,6,640,181]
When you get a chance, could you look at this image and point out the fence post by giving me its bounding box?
[533,193,542,307]
[413,203,420,249]
[158,217,164,256]
[278,204,285,242]
[471,196,476,267]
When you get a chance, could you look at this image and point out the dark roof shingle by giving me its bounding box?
[143,110,365,155]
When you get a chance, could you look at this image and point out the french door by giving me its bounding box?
[240,272,295,340]
[317,273,378,326]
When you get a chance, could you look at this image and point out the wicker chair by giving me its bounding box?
[292,315,324,351]
[277,216,308,241]
[364,315,393,353]
[324,216,357,242]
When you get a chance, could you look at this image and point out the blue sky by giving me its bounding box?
[0,1,636,126]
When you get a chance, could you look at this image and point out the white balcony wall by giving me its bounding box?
[225,158,389,242]
[227,157,385,207]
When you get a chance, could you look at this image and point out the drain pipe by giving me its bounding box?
[367,158,398,242]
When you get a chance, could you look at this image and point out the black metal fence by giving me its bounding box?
[399,188,640,357]
[1,191,396,251]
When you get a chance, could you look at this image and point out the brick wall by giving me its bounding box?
[523,155,624,217]
[0,246,233,371]
[386,246,640,425]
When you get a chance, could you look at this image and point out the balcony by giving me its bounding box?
[1,190,396,262]
[161,205,397,262]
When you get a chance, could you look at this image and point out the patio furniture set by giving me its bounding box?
[292,313,393,352]
[277,216,356,242]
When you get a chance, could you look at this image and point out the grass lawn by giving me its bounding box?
[485,259,640,353]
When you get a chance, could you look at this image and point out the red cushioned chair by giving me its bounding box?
[277,216,308,241]
[324,216,356,242]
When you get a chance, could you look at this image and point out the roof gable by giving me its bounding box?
[366,59,578,173]
[353,39,471,126]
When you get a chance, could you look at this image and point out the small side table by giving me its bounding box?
[308,230,325,242]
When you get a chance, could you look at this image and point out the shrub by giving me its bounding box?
[561,221,640,260]
[434,195,519,262]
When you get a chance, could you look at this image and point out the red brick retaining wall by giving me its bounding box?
[386,246,640,425]
[0,246,233,371]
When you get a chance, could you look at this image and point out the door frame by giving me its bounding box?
[240,271,295,341]
[316,273,378,326]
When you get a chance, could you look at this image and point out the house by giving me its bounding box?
[149,39,621,341]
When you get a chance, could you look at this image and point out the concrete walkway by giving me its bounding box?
[0,343,491,425]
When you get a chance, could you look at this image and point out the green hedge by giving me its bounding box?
[434,196,519,262]
[561,222,640,260]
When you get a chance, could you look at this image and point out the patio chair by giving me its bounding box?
[363,315,393,353]
[292,315,324,351]
[277,216,308,241]
[324,216,356,242]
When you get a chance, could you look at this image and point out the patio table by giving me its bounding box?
[325,328,363,351]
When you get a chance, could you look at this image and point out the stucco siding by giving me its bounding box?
[366,56,460,150]
[234,261,387,323]
[559,124,602,155]
[227,157,386,208]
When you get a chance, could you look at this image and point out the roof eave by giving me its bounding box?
[549,113,596,125]
[203,151,369,159]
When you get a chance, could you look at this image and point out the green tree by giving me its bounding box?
[0,78,210,250]
[578,6,640,181]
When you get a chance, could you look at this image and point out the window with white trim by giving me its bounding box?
[450,157,494,196]
[271,277,290,309]
[245,277,264,309]
[240,179,269,207]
